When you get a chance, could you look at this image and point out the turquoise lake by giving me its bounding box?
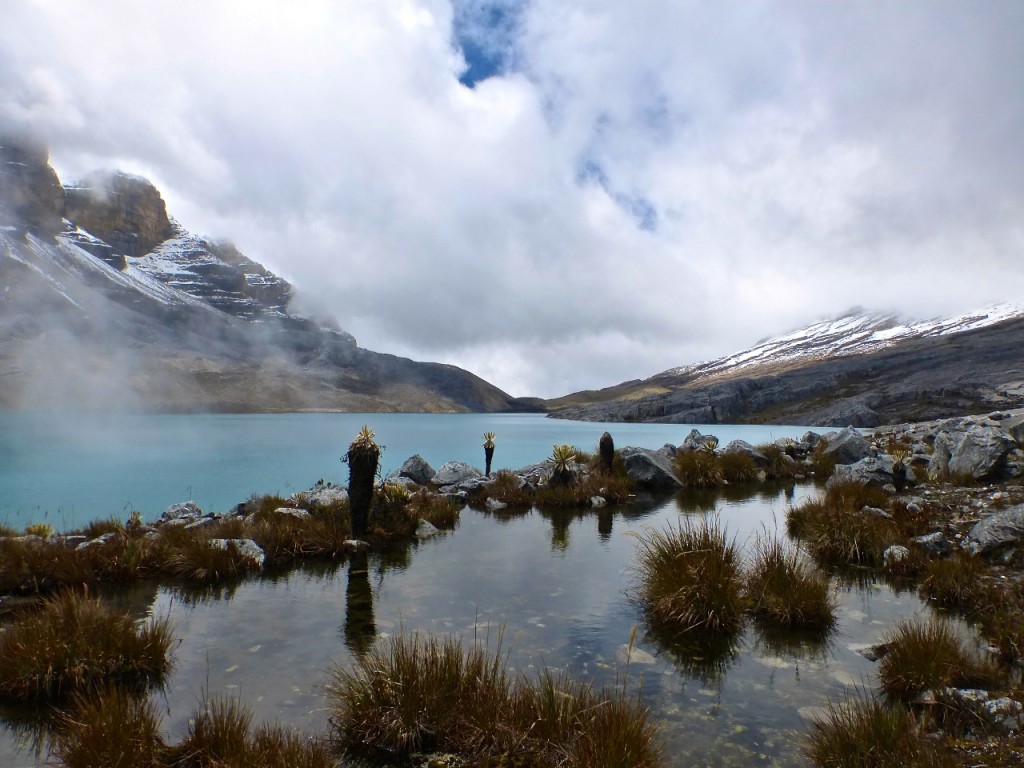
[0,412,814,530]
[0,413,941,767]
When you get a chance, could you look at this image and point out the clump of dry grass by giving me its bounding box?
[877,620,999,703]
[54,687,167,768]
[674,449,725,488]
[407,489,460,529]
[329,631,661,767]
[919,553,983,611]
[745,535,837,630]
[632,517,745,637]
[0,590,173,702]
[787,480,901,567]
[805,689,955,768]
[718,453,760,484]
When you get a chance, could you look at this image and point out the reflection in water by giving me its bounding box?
[344,549,377,657]
[597,508,613,541]
[643,621,741,686]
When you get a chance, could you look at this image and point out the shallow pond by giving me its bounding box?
[0,482,934,767]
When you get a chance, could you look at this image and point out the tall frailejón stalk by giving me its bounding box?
[599,431,614,475]
[483,432,496,477]
[346,426,379,540]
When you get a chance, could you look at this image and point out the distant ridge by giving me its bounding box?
[547,305,1024,427]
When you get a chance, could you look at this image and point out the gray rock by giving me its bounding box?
[75,532,119,551]
[680,429,718,452]
[385,476,419,491]
[58,535,89,549]
[823,427,872,465]
[390,454,436,485]
[485,497,508,512]
[298,483,348,507]
[801,431,824,449]
[915,532,954,557]
[161,501,203,522]
[590,496,607,508]
[273,507,310,520]
[415,519,441,539]
[432,461,483,487]
[656,443,677,459]
[209,538,265,568]
[963,504,1024,554]
[927,429,961,478]
[827,456,894,488]
[883,545,910,566]
[948,425,1016,479]
[619,447,683,490]
[722,439,769,467]
[185,517,218,530]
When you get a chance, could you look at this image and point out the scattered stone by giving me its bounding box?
[883,545,910,566]
[74,532,119,551]
[415,519,441,539]
[680,429,718,452]
[273,507,310,520]
[161,501,203,522]
[915,531,954,557]
[58,535,88,549]
[296,482,348,507]
[828,455,895,488]
[432,461,483,487]
[390,454,437,485]
[590,496,607,508]
[210,538,265,568]
[185,517,218,530]
[485,497,508,512]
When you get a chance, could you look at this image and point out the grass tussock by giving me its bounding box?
[632,518,744,636]
[745,536,836,630]
[674,449,725,488]
[0,590,173,702]
[805,690,954,768]
[55,687,166,768]
[755,443,803,481]
[158,533,260,583]
[787,480,901,567]
[408,489,460,529]
[919,554,983,611]
[876,620,999,703]
[718,453,760,483]
[329,632,661,767]
[54,689,333,768]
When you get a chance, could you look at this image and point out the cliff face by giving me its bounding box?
[63,172,174,262]
[0,139,64,235]
[0,137,530,414]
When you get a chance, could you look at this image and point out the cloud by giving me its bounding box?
[1,0,1022,397]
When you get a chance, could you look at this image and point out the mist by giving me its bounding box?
[2,1,1023,397]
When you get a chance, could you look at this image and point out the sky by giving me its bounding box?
[1,1,1023,398]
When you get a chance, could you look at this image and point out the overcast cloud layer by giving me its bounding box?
[2,1,1022,397]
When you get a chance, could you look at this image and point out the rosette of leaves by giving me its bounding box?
[889,446,911,492]
[701,438,719,454]
[550,444,577,488]
[346,426,380,539]
[483,432,496,477]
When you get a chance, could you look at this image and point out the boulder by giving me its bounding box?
[963,504,1024,555]
[297,482,348,507]
[273,507,310,520]
[657,443,677,460]
[485,497,508,512]
[822,427,872,465]
[883,545,910,566]
[432,461,483,487]
[827,456,894,489]
[801,431,824,449]
[161,501,203,522]
[390,454,436,485]
[722,439,769,467]
[74,532,119,551]
[927,429,962,479]
[947,425,1016,480]
[590,496,607,508]
[681,429,718,452]
[619,447,682,490]
[210,538,265,568]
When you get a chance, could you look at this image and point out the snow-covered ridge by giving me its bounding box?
[663,303,1024,381]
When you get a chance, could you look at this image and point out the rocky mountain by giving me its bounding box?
[0,137,532,413]
[548,306,1024,427]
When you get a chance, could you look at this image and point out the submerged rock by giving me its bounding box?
[415,519,441,539]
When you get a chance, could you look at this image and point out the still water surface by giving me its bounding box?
[0,414,935,767]
[1,412,811,530]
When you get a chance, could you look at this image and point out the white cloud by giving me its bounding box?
[2,0,1022,397]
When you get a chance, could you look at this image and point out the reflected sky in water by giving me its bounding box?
[1,483,939,767]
